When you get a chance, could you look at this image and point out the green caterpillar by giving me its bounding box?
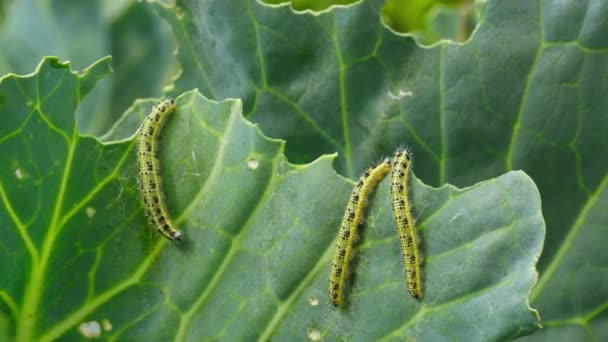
[329,159,391,306]
[136,99,183,241]
[390,148,423,299]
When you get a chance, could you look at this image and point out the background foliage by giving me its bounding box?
[0,0,606,341]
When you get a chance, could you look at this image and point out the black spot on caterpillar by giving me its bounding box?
[136,99,183,241]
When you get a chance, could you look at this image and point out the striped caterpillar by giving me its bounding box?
[136,99,183,241]
[390,147,423,299]
[329,159,391,306]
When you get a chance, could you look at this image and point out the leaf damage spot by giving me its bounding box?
[78,321,101,338]
[86,207,96,218]
[247,158,259,170]
[307,328,321,341]
[102,319,112,331]
[388,89,413,100]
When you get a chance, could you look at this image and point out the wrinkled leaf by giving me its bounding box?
[0,58,542,340]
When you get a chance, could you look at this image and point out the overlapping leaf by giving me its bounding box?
[0,0,174,135]
[160,0,608,339]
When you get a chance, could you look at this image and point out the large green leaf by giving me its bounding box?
[161,0,608,339]
[0,58,542,340]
